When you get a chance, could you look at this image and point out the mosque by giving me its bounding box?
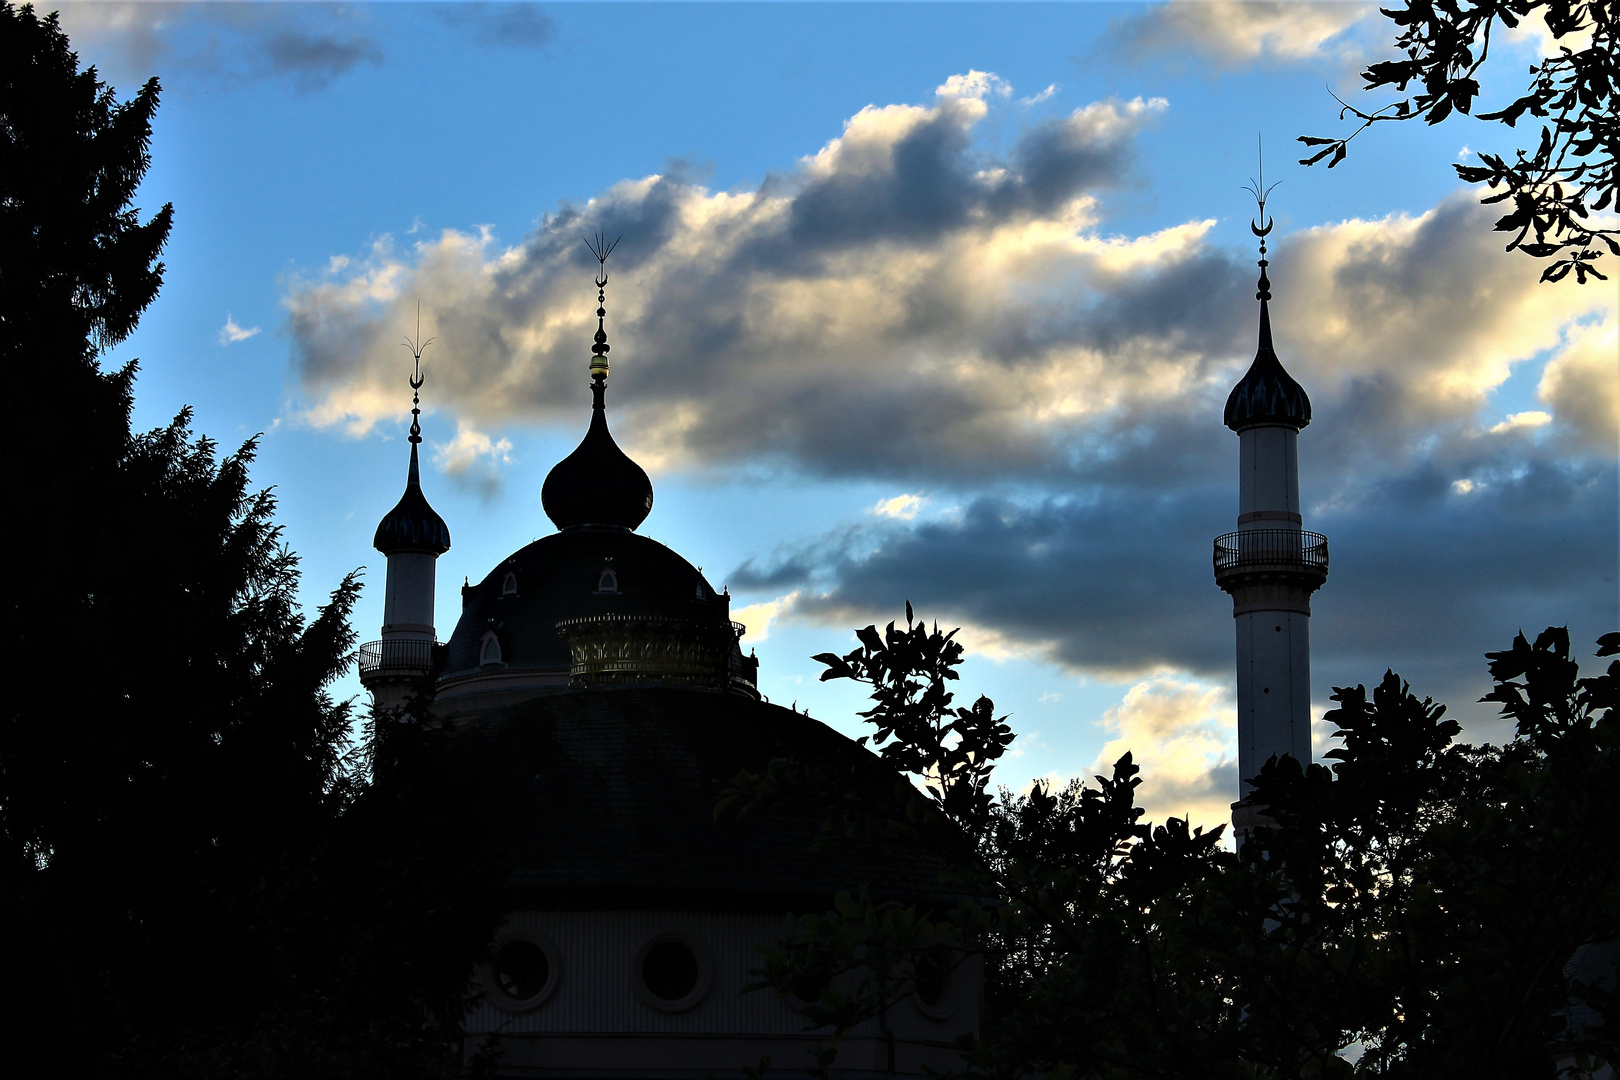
[359,249,978,1076]
[356,210,1330,1073]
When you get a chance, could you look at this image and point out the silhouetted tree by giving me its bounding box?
[1,6,505,1076]
[1300,0,1617,283]
[754,615,1619,1078]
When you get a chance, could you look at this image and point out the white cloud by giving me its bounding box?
[936,69,1012,100]
[1020,83,1059,105]
[1538,318,1620,451]
[432,422,513,501]
[731,591,801,644]
[285,87,1176,470]
[871,493,925,520]
[219,314,260,344]
[1107,1,1378,69]
[1488,410,1552,435]
[1090,674,1237,833]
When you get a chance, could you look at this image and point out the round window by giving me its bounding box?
[914,946,953,1011]
[642,939,699,1002]
[493,940,551,1004]
[789,963,832,1005]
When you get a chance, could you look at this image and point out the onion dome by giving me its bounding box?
[542,380,654,530]
[1225,188,1311,432]
[540,235,654,532]
[375,441,451,555]
[374,328,452,555]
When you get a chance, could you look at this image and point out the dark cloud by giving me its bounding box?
[760,451,1616,729]
[55,2,382,92]
[436,3,558,49]
[56,2,554,94]
[263,29,381,92]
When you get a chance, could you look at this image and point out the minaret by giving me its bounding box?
[1213,177,1328,841]
[359,321,452,715]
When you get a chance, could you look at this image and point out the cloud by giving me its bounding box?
[1020,84,1059,106]
[1538,318,1620,451]
[283,81,1616,728]
[936,70,1012,100]
[54,2,381,92]
[432,422,513,501]
[285,83,1174,471]
[871,494,925,520]
[434,2,558,49]
[262,27,381,92]
[1090,674,1237,831]
[1487,410,1551,435]
[731,591,801,644]
[760,445,1616,728]
[53,2,552,92]
[218,314,260,344]
[1105,1,1378,69]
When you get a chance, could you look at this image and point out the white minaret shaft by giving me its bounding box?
[1214,187,1327,840]
[361,331,452,716]
[1232,421,1312,791]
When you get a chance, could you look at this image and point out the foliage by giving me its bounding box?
[755,611,1620,1079]
[1299,0,1618,283]
[0,6,506,1075]
[812,602,1016,837]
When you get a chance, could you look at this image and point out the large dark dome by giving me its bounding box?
[443,527,727,678]
[456,686,956,909]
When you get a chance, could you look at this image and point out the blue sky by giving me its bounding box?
[60,1,1617,828]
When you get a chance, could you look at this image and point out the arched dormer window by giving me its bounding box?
[480,632,503,666]
[596,568,619,594]
[502,572,518,596]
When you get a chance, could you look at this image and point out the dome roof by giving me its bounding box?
[442,526,727,678]
[1224,297,1311,432]
[541,380,653,531]
[374,443,451,555]
[455,686,958,908]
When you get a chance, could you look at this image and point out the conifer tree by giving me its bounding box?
[1,7,504,1075]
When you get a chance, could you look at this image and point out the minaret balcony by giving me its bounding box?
[1213,528,1329,591]
[358,638,439,681]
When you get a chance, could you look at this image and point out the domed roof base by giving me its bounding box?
[437,527,751,720]
[454,686,957,910]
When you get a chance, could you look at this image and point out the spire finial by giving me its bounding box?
[400,300,435,446]
[1241,135,1280,305]
[583,232,621,385]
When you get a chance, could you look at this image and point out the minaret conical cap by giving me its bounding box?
[374,442,452,554]
[1224,180,1311,432]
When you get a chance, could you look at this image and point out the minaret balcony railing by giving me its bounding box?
[358,638,438,679]
[1213,529,1329,579]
